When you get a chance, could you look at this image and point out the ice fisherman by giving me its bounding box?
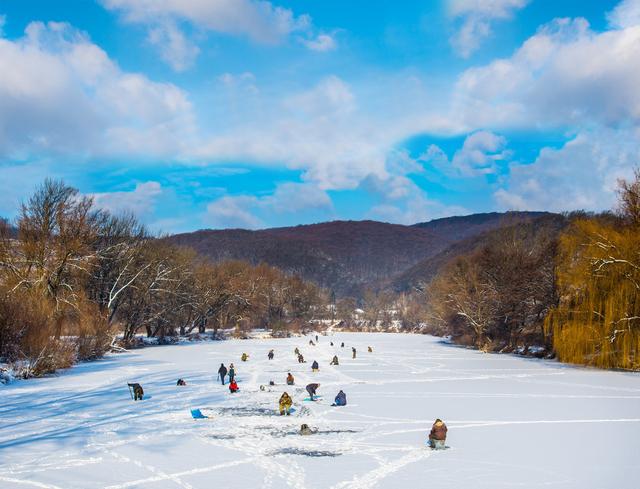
[306,383,320,401]
[352,347,357,359]
[229,379,239,393]
[311,360,319,372]
[286,372,295,385]
[368,346,373,353]
[268,349,274,360]
[333,390,347,406]
[428,419,448,450]
[279,392,293,415]
[218,363,228,385]
[176,378,187,386]
[330,355,339,365]
[300,424,317,435]
[241,353,248,362]
[228,363,236,382]
[298,353,305,363]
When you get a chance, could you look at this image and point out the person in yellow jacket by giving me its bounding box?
[279,392,293,415]
[241,352,248,362]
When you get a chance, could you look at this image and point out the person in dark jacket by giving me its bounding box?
[341,342,345,348]
[330,341,334,346]
[352,347,357,359]
[268,349,274,360]
[306,383,320,400]
[311,360,319,372]
[309,340,315,346]
[176,378,187,386]
[368,346,373,353]
[229,379,239,393]
[228,363,236,382]
[218,363,228,385]
[333,390,347,406]
[428,419,448,449]
[315,335,319,342]
[286,372,295,385]
[330,355,339,365]
[298,353,305,363]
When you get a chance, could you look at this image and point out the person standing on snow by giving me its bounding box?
[228,363,236,382]
[306,383,320,401]
[352,347,357,359]
[311,360,319,372]
[218,363,228,385]
[268,349,274,360]
[428,419,448,449]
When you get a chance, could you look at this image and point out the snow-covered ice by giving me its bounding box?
[1,333,638,489]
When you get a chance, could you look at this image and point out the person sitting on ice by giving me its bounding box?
[309,340,315,346]
[299,423,317,435]
[279,392,293,415]
[229,379,239,393]
[311,360,319,372]
[428,419,448,450]
[268,349,274,360]
[333,390,347,406]
[176,378,187,386]
[330,355,339,365]
[305,383,320,401]
[286,372,295,385]
[368,346,373,353]
[330,341,334,346]
[298,353,305,363]
[241,353,248,362]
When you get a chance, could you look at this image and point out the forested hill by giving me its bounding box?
[166,211,551,297]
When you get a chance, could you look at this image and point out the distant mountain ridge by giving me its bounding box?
[166,212,553,297]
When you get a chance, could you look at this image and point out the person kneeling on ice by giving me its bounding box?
[286,372,295,385]
[229,379,239,393]
[300,424,317,435]
[279,392,293,415]
[311,360,319,372]
[306,383,320,401]
[428,419,448,450]
[333,390,347,406]
[330,355,339,365]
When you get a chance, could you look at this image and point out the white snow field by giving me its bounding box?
[1,333,639,489]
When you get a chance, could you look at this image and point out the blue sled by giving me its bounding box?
[191,408,208,419]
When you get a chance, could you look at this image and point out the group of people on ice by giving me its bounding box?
[191,334,447,449]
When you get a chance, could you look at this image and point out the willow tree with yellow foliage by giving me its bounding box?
[546,170,640,370]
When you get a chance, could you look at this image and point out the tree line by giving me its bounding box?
[421,170,640,369]
[0,180,326,377]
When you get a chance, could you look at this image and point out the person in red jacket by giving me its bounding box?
[229,379,239,393]
[428,419,448,449]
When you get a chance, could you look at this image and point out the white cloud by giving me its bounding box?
[301,33,337,52]
[205,182,333,229]
[147,20,200,72]
[495,128,639,212]
[607,0,640,29]
[454,17,640,128]
[91,181,163,217]
[0,21,194,158]
[448,0,529,57]
[205,195,263,229]
[102,0,327,69]
[451,131,510,175]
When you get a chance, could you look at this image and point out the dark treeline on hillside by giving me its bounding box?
[0,180,326,377]
[420,170,640,370]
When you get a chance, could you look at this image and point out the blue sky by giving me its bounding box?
[0,0,638,232]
